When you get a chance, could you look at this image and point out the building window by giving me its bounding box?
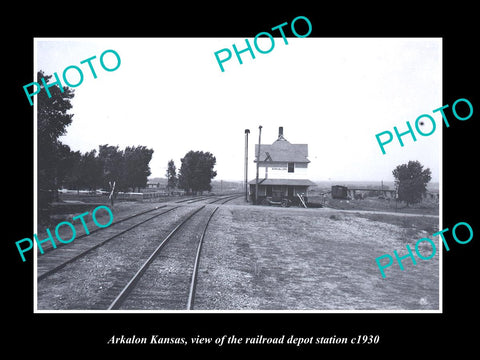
[288,162,294,173]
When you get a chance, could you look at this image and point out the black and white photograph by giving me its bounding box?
[33,37,442,312]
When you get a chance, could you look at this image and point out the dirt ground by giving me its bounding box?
[37,195,440,311]
[194,201,440,311]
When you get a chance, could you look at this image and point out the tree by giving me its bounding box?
[97,145,153,192]
[80,149,103,191]
[166,159,178,191]
[63,149,103,193]
[63,150,82,193]
[178,151,217,195]
[124,145,154,192]
[37,70,75,207]
[392,160,432,206]
[98,145,125,191]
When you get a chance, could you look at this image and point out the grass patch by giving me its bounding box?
[354,213,439,234]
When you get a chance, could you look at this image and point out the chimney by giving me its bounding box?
[278,126,286,140]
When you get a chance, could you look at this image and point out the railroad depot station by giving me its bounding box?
[249,127,316,206]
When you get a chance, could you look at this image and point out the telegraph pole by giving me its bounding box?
[255,125,262,204]
[244,129,250,202]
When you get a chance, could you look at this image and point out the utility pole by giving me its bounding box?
[244,129,250,202]
[255,125,262,204]
[394,182,398,212]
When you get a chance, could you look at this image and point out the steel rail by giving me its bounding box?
[208,194,242,204]
[107,205,206,310]
[174,196,209,204]
[37,206,179,281]
[186,206,220,310]
[185,197,212,204]
[39,205,167,255]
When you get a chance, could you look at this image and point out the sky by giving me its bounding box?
[35,37,442,183]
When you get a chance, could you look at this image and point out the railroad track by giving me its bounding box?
[175,194,241,204]
[37,194,240,310]
[107,195,240,310]
[37,194,240,256]
[107,205,219,310]
[207,194,242,204]
[38,205,169,255]
[37,206,180,281]
[174,196,210,204]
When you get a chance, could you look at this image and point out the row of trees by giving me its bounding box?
[63,145,154,193]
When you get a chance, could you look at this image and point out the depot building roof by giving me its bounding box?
[248,179,317,186]
[254,127,310,163]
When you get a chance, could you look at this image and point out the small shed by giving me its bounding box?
[331,185,348,199]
